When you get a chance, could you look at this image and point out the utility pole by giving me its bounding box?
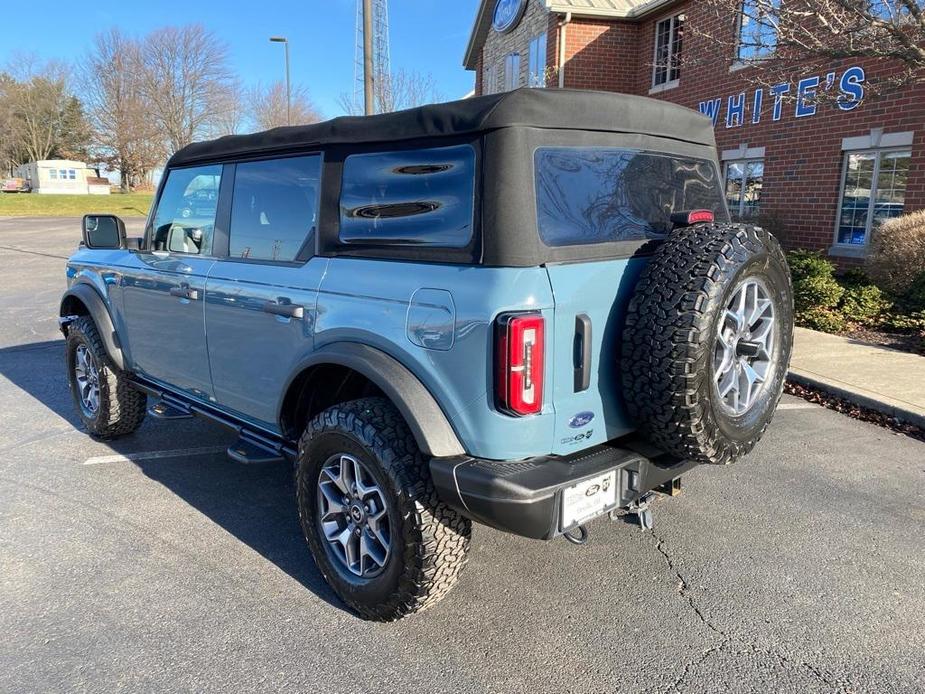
[363,0,375,115]
[269,36,291,126]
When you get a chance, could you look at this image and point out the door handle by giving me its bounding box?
[263,299,304,320]
[169,284,200,301]
[574,313,592,393]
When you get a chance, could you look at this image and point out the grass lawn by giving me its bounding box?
[0,193,153,218]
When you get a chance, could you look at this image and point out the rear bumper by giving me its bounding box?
[429,440,697,540]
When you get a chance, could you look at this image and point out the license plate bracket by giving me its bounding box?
[560,469,618,530]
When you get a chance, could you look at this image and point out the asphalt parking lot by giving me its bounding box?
[1,216,924,693]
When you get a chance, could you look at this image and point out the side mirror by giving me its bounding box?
[82,214,126,249]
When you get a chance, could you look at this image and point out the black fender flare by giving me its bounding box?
[59,283,126,371]
[282,343,466,458]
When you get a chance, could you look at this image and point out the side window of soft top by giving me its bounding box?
[150,165,223,255]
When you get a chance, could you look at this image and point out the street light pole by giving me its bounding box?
[362,0,375,115]
[269,36,291,126]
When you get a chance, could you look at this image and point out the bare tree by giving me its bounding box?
[82,29,163,192]
[139,24,236,153]
[338,68,443,115]
[0,57,91,166]
[697,0,925,91]
[248,81,321,130]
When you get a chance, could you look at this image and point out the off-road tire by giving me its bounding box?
[296,397,471,621]
[621,223,793,465]
[65,316,147,439]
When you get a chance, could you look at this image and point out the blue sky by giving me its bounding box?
[1,0,480,118]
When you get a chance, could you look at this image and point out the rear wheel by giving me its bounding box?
[295,397,471,621]
[66,316,147,439]
[621,223,793,465]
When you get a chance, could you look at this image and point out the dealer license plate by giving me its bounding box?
[561,470,618,529]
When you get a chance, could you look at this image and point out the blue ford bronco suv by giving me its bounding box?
[61,89,793,621]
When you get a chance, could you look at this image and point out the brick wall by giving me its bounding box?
[473,1,923,257]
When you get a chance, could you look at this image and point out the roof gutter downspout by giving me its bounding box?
[557,11,572,89]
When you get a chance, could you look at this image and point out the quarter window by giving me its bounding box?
[652,13,684,89]
[528,33,547,88]
[228,156,321,262]
[836,149,910,247]
[150,165,222,255]
[736,0,779,62]
[339,144,476,248]
[724,159,764,218]
[503,53,522,91]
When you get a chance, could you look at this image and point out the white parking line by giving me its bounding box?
[83,446,228,466]
[777,402,818,410]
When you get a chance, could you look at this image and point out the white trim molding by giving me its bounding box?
[842,129,914,151]
[721,144,766,161]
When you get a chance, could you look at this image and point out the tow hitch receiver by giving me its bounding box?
[614,492,656,531]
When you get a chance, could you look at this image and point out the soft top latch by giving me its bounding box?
[670,209,715,228]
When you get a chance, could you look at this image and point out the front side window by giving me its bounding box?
[736,0,779,62]
[652,13,684,88]
[229,156,321,262]
[535,148,727,247]
[503,53,522,91]
[724,159,764,218]
[836,149,910,247]
[340,144,475,248]
[150,165,222,255]
[528,33,547,88]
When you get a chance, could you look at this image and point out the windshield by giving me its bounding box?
[535,148,727,247]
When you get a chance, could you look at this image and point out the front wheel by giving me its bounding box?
[296,398,471,621]
[66,316,147,439]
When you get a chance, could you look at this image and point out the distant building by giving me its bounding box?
[13,160,111,195]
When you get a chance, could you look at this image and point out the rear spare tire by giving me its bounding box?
[621,223,793,465]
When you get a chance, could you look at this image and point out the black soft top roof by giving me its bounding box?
[168,88,716,167]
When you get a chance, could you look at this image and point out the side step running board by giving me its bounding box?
[148,398,194,420]
[227,436,286,465]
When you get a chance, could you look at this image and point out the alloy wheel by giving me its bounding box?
[317,453,392,579]
[712,277,777,416]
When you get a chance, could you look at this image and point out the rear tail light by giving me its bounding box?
[496,313,545,416]
[670,209,715,227]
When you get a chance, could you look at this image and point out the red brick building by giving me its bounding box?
[464,0,925,260]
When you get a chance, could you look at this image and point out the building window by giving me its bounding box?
[724,159,764,218]
[49,169,58,180]
[736,0,779,63]
[68,169,77,180]
[483,64,496,94]
[503,52,522,91]
[652,13,684,89]
[835,149,911,247]
[528,33,547,88]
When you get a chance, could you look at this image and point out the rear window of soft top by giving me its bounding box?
[535,148,727,247]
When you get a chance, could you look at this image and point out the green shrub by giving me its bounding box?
[799,307,847,333]
[901,272,925,313]
[794,274,844,313]
[886,310,925,334]
[787,250,836,282]
[840,267,871,288]
[839,283,891,325]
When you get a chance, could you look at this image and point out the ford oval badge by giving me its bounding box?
[569,411,595,429]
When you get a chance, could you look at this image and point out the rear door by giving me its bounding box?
[535,147,727,454]
[204,154,326,429]
[121,164,223,400]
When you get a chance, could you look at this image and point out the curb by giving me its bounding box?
[786,369,925,430]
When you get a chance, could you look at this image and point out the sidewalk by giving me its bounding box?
[788,326,925,428]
